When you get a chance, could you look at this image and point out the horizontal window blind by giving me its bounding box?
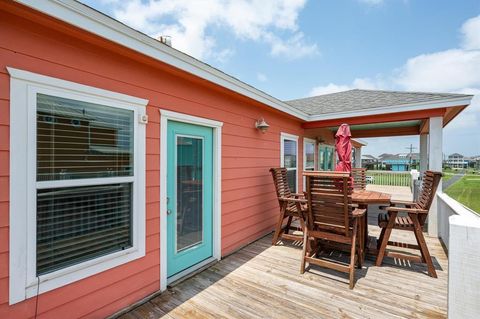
[36,183,132,275]
[283,139,297,168]
[37,93,134,181]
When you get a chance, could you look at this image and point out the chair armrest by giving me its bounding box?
[390,200,416,208]
[386,206,428,214]
[351,208,366,217]
[279,197,308,204]
[291,193,305,198]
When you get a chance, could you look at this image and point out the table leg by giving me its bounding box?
[359,204,368,265]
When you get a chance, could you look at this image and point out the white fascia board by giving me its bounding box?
[15,0,308,120]
[351,138,368,146]
[307,97,473,122]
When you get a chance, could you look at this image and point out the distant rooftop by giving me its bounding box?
[285,89,473,116]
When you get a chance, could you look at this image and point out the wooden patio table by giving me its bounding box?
[352,189,391,262]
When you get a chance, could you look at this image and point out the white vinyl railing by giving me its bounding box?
[366,170,413,187]
[437,193,480,318]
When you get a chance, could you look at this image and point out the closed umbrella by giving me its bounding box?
[334,124,353,189]
[335,123,352,173]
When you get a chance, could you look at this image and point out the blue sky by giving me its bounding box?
[82,0,480,157]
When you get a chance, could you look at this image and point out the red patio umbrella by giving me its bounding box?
[334,124,354,190]
[334,123,352,173]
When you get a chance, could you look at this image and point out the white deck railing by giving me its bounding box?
[366,170,412,187]
[437,193,480,318]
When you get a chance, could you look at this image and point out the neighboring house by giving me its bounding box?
[361,154,377,168]
[0,1,474,319]
[445,153,469,169]
[472,156,480,170]
[378,153,419,171]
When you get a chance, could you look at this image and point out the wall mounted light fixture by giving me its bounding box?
[255,118,269,133]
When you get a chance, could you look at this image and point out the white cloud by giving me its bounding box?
[257,73,268,82]
[309,77,385,96]
[265,32,319,60]
[395,49,480,92]
[107,0,317,61]
[461,15,480,50]
[308,14,480,155]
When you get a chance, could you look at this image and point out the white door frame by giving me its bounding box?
[159,109,223,290]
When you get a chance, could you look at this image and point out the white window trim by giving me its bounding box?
[159,109,222,291]
[280,132,299,193]
[303,138,316,191]
[8,67,148,305]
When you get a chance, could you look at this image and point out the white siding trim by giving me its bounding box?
[159,109,222,291]
[307,97,472,122]
[8,68,148,304]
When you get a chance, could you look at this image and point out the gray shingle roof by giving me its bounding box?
[285,89,473,116]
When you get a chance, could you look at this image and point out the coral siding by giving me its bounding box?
[0,3,313,319]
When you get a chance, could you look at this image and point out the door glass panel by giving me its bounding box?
[176,136,203,252]
[319,147,325,170]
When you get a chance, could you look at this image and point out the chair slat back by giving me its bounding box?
[351,168,367,190]
[270,168,293,205]
[305,172,353,237]
[416,170,442,225]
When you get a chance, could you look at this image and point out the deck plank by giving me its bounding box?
[122,208,447,319]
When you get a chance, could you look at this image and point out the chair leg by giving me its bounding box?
[300,230,308,274]
[284,216,293,235]
[349,218,358,289]
[376,212,397,267]
[358,217,365,267]
[272,203,287,245]
[411,214,437,278]
[377,227,386,250]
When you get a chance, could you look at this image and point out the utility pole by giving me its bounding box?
[406,144,418,169]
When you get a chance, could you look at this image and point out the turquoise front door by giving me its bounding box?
[166,120,213,278]
[318,145,335,171]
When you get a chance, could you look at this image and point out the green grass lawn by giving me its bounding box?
[445,175,480,214]
[442,172,454,182]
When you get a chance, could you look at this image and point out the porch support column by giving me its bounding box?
[428,117,443,237]
[354,147,362,168]
[419,134,428,173]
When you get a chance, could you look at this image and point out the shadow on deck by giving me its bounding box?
[119,201,448,319]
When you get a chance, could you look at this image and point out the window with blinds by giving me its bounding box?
[36,93,134,276]
[281,136,297,192]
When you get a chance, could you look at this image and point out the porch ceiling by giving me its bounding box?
[329,120,423,138]
[303,105,468,138]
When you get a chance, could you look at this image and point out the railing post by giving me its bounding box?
[428,116,443,237]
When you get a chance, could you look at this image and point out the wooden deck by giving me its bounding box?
[120,209,448,319]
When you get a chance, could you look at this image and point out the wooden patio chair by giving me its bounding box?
[351,168,367,191]
[300,172,366,289]
[375,170,443,278]
[269,167,308,245]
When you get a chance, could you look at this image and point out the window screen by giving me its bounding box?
[36,93,135,276]
[37,183,132,275]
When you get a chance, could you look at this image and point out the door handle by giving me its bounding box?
[166,196,171,215]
